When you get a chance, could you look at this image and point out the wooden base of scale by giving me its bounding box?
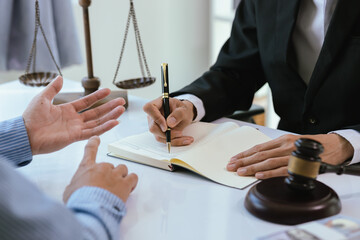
[53,76,128,109]
[53,91,128,109]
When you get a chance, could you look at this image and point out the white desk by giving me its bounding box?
[1,80,360,240]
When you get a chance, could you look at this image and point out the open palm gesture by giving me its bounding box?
[23,76,125,155]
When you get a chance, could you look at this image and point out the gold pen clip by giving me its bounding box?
[162,63,168,87]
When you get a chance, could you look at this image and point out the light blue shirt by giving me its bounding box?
[0,117,126,240]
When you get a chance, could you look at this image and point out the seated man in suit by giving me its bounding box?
[144,0,360,179]
[0,76,138,240]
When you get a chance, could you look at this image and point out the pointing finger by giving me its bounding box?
[81,136,101,166]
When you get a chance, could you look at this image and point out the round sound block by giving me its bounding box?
[244,177,341,225]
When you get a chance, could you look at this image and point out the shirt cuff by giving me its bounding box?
[174,94,205,122]
[67,186,126,239]
[0,116,32,167]
[67,186,126,222]
[330,129,360,165]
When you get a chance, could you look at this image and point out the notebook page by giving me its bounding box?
[108,122,239,160]
[173,126,272,189]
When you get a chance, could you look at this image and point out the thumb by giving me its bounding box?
[81,136,101,166]
[42,76,63,101]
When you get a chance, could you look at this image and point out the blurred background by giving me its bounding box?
[0,0,279,128]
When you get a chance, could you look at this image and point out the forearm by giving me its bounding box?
[0,117,32,166]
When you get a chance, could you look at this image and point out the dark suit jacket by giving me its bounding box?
[171,0,360,134]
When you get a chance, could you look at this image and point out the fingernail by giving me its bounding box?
[160,124,167,132]
[168,117,176,125]
[116,106,125,112]
[237,168,247,175]
[227,163,236,169]
[183,139,192,145]
[255,173,264,179]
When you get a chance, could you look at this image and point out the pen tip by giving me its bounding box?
[167,142,171,153]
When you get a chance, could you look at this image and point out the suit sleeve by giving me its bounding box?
[171,0,266,122]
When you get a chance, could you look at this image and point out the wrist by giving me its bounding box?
[22,115,37,155]
[330,133,354,161]
[179,99,197,121]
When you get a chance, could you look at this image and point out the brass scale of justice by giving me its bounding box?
[19,0,155,108]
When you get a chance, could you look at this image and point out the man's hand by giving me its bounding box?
[226,133,354,179]
[63,136,138,203]
[23,76,125,155]
[143,97,195,146]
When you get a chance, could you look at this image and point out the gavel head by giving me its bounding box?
[285,138,324,191]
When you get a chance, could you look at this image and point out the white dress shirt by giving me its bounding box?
[177,0,360,164]
[293,0,337,84]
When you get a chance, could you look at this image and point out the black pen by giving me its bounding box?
[161,63,171,153]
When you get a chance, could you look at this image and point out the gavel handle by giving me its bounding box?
[319,162,360,176]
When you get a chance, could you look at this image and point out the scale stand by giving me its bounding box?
[53,0,128,108]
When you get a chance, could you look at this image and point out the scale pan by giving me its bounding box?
[114,77,156,89]
[19,72,58,87]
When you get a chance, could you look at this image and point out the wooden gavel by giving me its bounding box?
[287,138,360,192]
[244,138,352,225]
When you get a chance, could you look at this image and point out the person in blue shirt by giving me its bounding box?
[0,76,138,240]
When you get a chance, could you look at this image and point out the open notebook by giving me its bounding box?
[108,122,272,189]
